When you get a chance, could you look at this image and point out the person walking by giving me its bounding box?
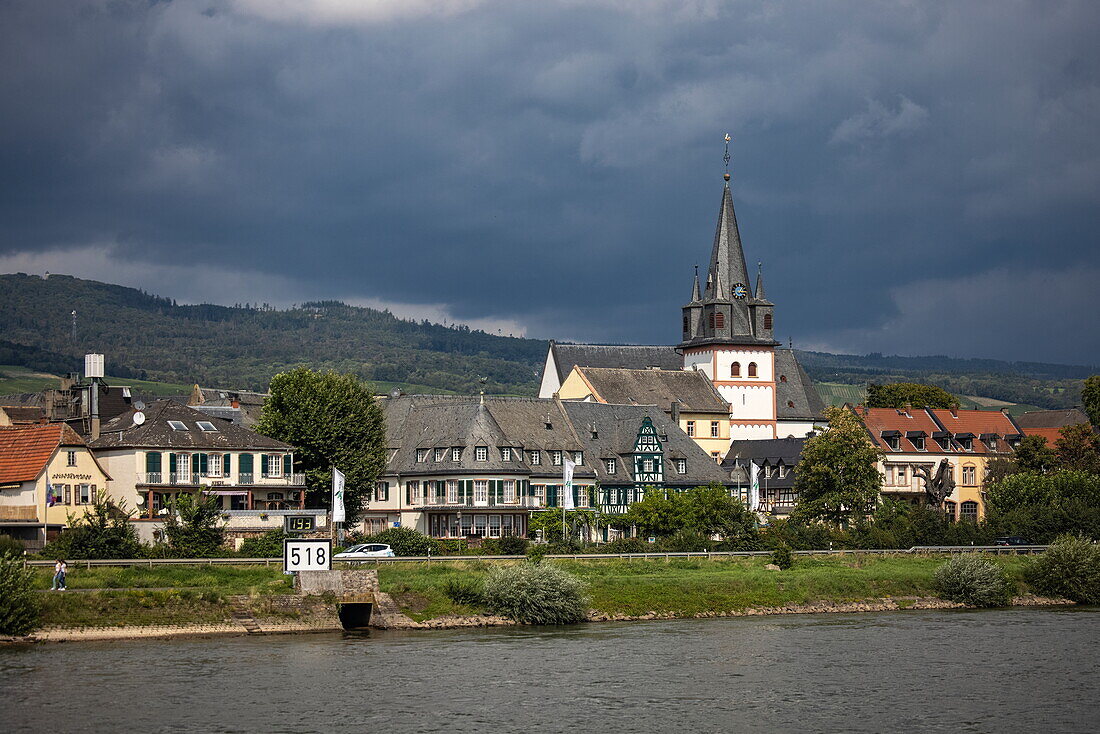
[51,558,67,591]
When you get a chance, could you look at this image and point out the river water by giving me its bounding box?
[3,608,1098,733]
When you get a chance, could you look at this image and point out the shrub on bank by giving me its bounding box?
[771,544,794,570]
[603,537,650,554]
[526,545,549,565]
[0,534,25,559]
[0,554,39,636]
[1025,535,1100,605]
[360,527,438,556]
[42,502,142,559]
[657,530,709,553]
[482,563,587,624]
[933,555,1011,607]
[238,530,288,558]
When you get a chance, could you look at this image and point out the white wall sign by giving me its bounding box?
[283,538,332,573]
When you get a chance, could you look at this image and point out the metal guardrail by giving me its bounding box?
[22,545,1050,568]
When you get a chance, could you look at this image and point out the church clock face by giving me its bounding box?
[732,283,748,299]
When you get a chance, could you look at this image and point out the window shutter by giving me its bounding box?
[146,452,160,473]
[463,480,472,504]
[224,453,231,474]
[169,453,177,473]
[283,454,292,476]
[260,454,269,476]
[239,453,253,474]
[191,453,200,475]
[406,482,412,504]
[199,453,209,476]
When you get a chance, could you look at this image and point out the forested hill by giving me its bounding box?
[0,273,547,394]
[0,273,1094,406]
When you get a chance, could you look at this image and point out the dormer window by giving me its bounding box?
[881,430,901,451]
[940,438,953,451]
[960,438,973,451]
[551,451,562,466]
[912,437,926,451]
[475,446,488,462]
[168,421,187,431]
[530,450,541,465]
[502,447,512,461]
[606,458,616,474]
[434,448,445,462]
[572,451,583,464]
[452,447,462,461]
[676,458,686,473]
[416,449,428,462]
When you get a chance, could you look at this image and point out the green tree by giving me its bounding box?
[256,368,387,523]
[529,508,605,543]
[1054,423,1100,474]
[792,406,884,525]
[43,502,141,559]
[985,470,1100,542]
[1082,375,1100,427]
[1013,434,1058,474]
[620,490,678,538]
[622,484,755,540]
[866,382,957,409]
[164,492,227,557]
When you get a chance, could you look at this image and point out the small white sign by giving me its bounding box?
[284,538,332,573]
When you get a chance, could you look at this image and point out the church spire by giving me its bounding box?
[705,167,751,302]
[690,264,701,303]
[755,261,766,300]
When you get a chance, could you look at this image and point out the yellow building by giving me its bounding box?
[557,366,731,461]
[0,423,112,549]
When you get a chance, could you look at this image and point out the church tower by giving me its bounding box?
[679,137,778,439]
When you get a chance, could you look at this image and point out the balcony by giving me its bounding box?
[412,495,544,510]
[136,472,304,487]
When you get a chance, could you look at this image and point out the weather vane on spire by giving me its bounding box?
[723,133,731,181]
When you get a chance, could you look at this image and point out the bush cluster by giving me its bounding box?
[237,530,289,558]
[354,527,438,556]
[933,555,1011,607]
[770,544,794,570]
[442,577,484,606]
[1025,536,1100,605]
[0,535,26,559]
[0,554,39,636]
[481,563,587,625]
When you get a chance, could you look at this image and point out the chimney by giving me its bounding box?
[903,402,912,417]
[231,399,240,409]
[949,404,958,418]
[84,354,104,440]
[670,400,681,424]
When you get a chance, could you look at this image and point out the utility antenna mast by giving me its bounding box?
[71,310,77,343]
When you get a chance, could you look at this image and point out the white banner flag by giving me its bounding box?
[332,468,346,523]
[562,457,576,510]
[749,461,760,512]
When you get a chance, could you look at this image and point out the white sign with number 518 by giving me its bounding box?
[284,538,332,573]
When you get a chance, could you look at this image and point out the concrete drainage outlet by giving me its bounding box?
[337,595,374,630]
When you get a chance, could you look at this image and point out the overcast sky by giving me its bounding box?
[2,1,1099,365]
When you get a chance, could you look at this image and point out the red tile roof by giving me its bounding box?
[0,424,85,484]
[852,406,1019,455]
[1021,426,1066,447]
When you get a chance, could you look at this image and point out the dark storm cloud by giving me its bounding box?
[1,1,1099,363]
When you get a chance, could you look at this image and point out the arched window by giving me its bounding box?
[763,313,772,330]
[715,312,725,329]
[731,362,741,378]
[748,362,758,378]
[960,501,979,522]
[943,501,957,521]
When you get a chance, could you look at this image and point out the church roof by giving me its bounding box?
[775,350,827,421]
[549,343,680,385]
[570,367,728,413]
[704,183,751,302]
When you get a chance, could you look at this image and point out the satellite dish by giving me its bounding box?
[133,400,146,411]
[133,411,146,426]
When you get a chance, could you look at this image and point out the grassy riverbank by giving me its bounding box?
[378,555,1035,621]
[25,555,1036,629]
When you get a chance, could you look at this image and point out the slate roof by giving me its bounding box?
[379,395,732,487]
[550,343,680,385]
[1,406,48,424]
[774,349,826,421]
[190,386,268,427]
[0,423,86,484]
[1014,409,1090,429]
[571,367,728,413]
[722,437,807,489]
[89,400,291,451]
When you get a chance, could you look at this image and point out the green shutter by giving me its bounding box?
[191,453,200,476]
[145,452,161,473]
[239,453,253,474]
[224,453,231,474]
[463,480,472,504]
[283,454,292,476]
[199,453,209,476]
[260,454,269,476]
[169,453,177,473]
[406,482,412,504]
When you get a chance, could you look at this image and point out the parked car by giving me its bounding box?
[993,536,1031,546]
[334,543,396,559]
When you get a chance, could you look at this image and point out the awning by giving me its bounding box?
[202,489,250,496]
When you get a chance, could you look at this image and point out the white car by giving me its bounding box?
[335,543,396,560]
